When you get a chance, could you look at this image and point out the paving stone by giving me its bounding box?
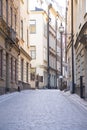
[0,90,87,130]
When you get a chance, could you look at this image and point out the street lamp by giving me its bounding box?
[59,23,64,90]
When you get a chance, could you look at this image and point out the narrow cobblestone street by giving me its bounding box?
[0,90,87,130]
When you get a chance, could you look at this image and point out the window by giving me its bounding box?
[39,76,43,82]
[44,23,47,37]
[10,7,13,27]
[27,29,29,46]
[30,46,36,59]
[15,60,17,82]
[0,49,3,77]
[21,59,24,81]
[14,14,16,31]
[6,0,8,24]
[44,71,47,85]
[30,73,35,81]
[30,20,36,34]
[0,0,2,16]
[27,0,29,12]
[26,62,28,82]
[21,20,23,40]
[11,57,13,81]
[30,68,35,81]
[43,47,47,61]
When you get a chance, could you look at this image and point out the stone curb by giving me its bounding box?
[62,91,87,111]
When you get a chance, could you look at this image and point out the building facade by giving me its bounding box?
[29,10,48,89]
[29,6,61,89]
[18,0,31,90]
[67,0,87,98]
[0,0,20,94]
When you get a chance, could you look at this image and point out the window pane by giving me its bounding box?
[27,0,29,12]
[44,47,47,61]
[15,14,16,31]
[0,49,3,77]
[44,24,47,37]
[27,29,29,46]
[21,59,23,81]
[30,46,36,59]
[30,20,36,34]
[26,62,28,82]
[10,7,13,27]
[21,20,23,39]
[15,60,17,82]
[11,57,13,81]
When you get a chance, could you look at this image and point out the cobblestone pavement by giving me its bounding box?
[0,90,87,130]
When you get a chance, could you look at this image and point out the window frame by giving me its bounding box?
[30,46,36,59]
[30,20,36,34]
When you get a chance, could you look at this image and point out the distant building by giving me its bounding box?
[29,7,61,89]
[29,10,48,89]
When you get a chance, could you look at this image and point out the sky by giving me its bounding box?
[29,0,66,17]
[50,0,66,17]
[55,0,66,6]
